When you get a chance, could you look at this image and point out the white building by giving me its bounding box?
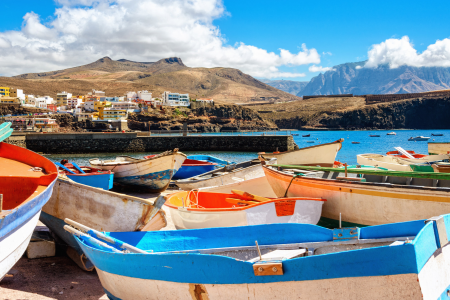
[162,91,190,107]
[111,101,139,110]
[67,98,83,109]
[35,96,55,109]
[83,100,95,111]
[93,89,105,96]
[196,98,214,104]
[137,90,152,101]
[126,91,138,101]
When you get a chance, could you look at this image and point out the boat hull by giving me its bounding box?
[166,199,324,229]
[40,178,166,270]
[261,139,342,166]
[172,164,216,180]
[263,166,450,226]
[66,172,114,190]
[74,217,450,300]
[176,164,264,190]
[429,142,450,155]
[92,153,185,192]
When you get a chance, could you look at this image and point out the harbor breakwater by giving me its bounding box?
[5,133,296,154]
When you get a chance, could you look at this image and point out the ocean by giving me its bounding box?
[47,129,449,166]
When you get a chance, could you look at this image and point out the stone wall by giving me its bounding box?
[10,132,295,154]
[4,136,26,148]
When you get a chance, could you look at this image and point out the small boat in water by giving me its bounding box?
[263,163,450,227]
[408,136,430,141]
[40,177,167,271]
[185,155,232,167]
[0,138,58,279]
[90,149,186,192]
[431,133,444,136]
[352,141,360,144]
[259,139,343,167]
[66,215,450,300]
[56,161,114,190]
[369,134,380,137]
[386,132,396,135]
[291,133,299,136]
[165,190,325,229]
[174,158,271,191]
[302,134,310,137]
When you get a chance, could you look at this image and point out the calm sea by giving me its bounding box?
[47,129,449,166]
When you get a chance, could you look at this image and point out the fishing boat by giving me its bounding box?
[89,149,186,192]
[408,136,430,141]
[351,141,360,144]
[65,215,450,300]
[164,190,325,229]
[429,142,450,155]
[386,132,396,135]
[0,138,58,279]
[302,134,310,137]
[291,133,299,136]
[258,139,343,166]
[263,163,450,227]
[40,177,167,271]
[307,141,315,143]
[171,159,217,180]
[357,153,412,171]
[431,164,450,173]
[174,158,272,191]
[431,133,444,136]
[369,134,380,137]
[56,161,114,190]
[199,176,278,197]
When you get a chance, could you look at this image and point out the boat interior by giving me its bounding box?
[178,159,261,181]
[92,220,425,260]
[0,143,57,213]
[276,166,450,189]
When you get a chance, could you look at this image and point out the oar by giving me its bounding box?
[64,218,147,254]
[225,198,258,206]
[71,162,86,174]
[231,190,272,202]
[54,162,76,174]
[0,128,13,143]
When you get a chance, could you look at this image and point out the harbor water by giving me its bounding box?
[47,129,449,165]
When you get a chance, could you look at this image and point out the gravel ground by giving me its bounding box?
[0,190,177,300]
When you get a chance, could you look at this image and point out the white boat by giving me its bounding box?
[387,132,396,135]
[0,142,58,280]
[200,176,278,197]
[408,136,430,141]
[40,177,167,271]
[357,153,411,171]
[258,139,343,166]
[174,159,273,191]
[89,149,186,192]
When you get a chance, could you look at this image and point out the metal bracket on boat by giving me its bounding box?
[333,227,360,241]
[425,216,449,248]
[253,262,284,276]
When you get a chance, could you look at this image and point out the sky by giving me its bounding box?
[0,0,450,80]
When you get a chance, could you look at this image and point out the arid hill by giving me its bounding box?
[3,57,299,103]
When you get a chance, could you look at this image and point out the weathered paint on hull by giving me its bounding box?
[166,199,324,229]
[66,172,114,190]
[116,169,174,192]
[263,166,450,226]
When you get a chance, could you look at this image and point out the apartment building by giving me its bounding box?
[56,91,72,107]
[98,107,127,120]
[162,91,190,107]
[0,87,10,96]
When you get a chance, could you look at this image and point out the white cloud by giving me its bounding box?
[0,0,321,78]
[308,65,335,73]
[365,36,450,68]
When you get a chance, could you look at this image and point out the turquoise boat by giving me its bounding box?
[56,162,114,190]
[66,215,450,300]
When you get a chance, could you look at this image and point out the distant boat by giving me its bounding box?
[307,141,315,143]
[165,190,325,229]
[292,134,299,136]
[352,142,360,144]
[432,133,444,136]
[0,140,58,279]
[66,215,450,300]
[387,132,396,135]
[56,161,114,190]
[302,134,310,137]
[369,134,380,137]
[408,136,430,141]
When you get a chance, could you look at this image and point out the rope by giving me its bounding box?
[283,174,300,197]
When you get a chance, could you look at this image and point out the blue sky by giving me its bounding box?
[1,0,450,80]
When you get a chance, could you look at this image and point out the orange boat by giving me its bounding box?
[0,141,58,279]
[165,190,325,229]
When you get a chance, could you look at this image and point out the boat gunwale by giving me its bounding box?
[260,138,343,156]
[89,152,186,167]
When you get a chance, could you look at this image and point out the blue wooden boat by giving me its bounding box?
[187,155,233,167]
[65,214,450,300]
[171,159,217,180]
[56,162,114,190]
[0,140,58,279]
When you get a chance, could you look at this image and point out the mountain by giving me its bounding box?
[260,79,309,96]
[299,62,450,96]
[5,57,299,103]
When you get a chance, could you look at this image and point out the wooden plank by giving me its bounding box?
[253,262,283,276]
[272,164,450,180]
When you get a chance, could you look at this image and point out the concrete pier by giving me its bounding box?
[5,132,296,154]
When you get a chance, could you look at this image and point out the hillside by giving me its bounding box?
[2,57,299,103]
[260,79,309,96]
[299,62,450,96]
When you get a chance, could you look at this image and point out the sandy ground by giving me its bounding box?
[0,190,177,300]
